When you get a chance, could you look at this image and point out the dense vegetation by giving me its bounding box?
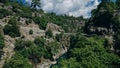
[0,32,4,49]
[0,32,4,59]
[0,8,12,19]
[45,29,53,38]
[3,17,21,37]
[51,0,120,68]
[84,0,120,54]
[0,0,120,68]
[2,36,61,67]
[3,53,32,68]
[51,35,120,68]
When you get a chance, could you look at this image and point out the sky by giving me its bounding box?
[22,0,102,18]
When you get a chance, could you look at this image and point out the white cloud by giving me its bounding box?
[25,0,101,18]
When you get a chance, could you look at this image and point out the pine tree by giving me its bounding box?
[31,0,40,9]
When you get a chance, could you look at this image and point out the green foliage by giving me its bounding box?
[0,9,12,19]
[47,41,60,55]
[32,12,84,32]
[31,0,40,9]
[2,0,84,33]
[111,16,120,52]
[45,29,53,38]
[34,36,45,46]
[25,19,33,25]
[112,16,120,31]
[3,17,21,37]
[14,36,61,63]
[116,0,120,9]
[84,1,118,34]
[56,58,80,68]
[15,39,33,51]
[32,16,48,30]
[29,29,33,35]
[51,35,120,68]
[27,19,32,24]
[10,2,32,18]
[0,32,4,59]
[55,33,63,42]
[114,32,120,51]
[45,41,60,61]
[34,37,60,60]
[14,39,43,64]
[92,11,112,28]
[84,0,120,57]
[3,53,32,68]
[0,32,4,49]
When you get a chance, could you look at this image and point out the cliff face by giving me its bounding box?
[0,11,73,68]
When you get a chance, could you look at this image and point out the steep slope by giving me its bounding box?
[0,1,90,68]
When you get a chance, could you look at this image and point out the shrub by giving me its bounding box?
[29,29,33,35]
[14,39,47,64]
[34,36,45,46]
[3,53,32,68]
[3,17,21,37]
[0,32,4,49]
[0,9,12,19]
[56,33,63,42]
[0,32,4,59]
[45,29,53,38]
[32,16,48,30]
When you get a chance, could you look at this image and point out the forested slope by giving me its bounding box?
[0,0,120,68]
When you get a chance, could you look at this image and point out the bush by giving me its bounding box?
[11,2,32,18]
[45,29,53,38]
[3,17,21,37]
[0,32,4,59]
[14,39,47,64]
[32,16,48,30]
[29,29,33,35]
[0,32,4,49]
[3,53,32,68]
[0,9,12,19]
[45,41,60,61]
[34,36,45,46]
[52,35,120,68]
[15,39,33,51]
[56,33,63,42]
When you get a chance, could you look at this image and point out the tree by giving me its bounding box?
[14,39,47,67]
[31,0,40,9]
[46,41,60,60]
[55,33,63,42]
[34,36,45,46]
[114,32,120,51]
[116,0,120,9]
[3,53,32,68]
[3,17,21,37]
[0,32,4,49]
[29,29,33,35]
[52,35,120,68]
[47,41,60,55]
[0,9,12,19]
[112,16,120,53]
[45,29,53,38]
[0,32,4,59]
[14,39,33,51]
[32,16,48,30]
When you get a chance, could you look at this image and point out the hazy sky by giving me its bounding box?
[24,0,101,18]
